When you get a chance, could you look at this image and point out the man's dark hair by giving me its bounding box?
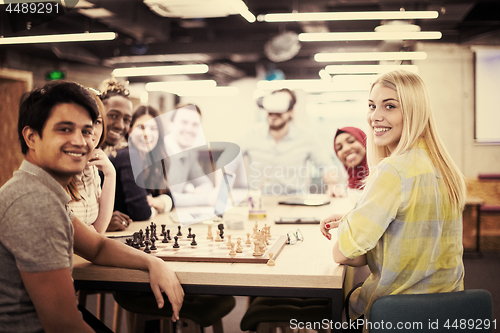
[18,80,99,155]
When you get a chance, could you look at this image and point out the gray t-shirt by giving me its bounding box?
[0,160,74,333]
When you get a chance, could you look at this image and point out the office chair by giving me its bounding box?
[114,292,235,333]
[369,289,493,333]
[240,296,332,333]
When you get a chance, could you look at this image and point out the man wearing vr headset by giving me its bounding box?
[237,88,345,196]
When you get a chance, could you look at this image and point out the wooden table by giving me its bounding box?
[464,196,485,253]
[73,195,355,325]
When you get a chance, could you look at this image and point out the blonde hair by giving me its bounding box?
[367,70,466,210]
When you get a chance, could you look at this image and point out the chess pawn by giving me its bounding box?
[252,222,258,238]
[245,233,252,245]
[150,237,157,251]
[253,240,262,256]
[229,243,236,256]
[226,235,232,248]
[236,238,243,253]
[207,224,213,240]
[144,239,151,254]
[267,252,276,266]
[215,229,223,242]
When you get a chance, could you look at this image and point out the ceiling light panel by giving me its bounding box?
[113,64,209,77]
[315,52,427,62]
[299,31,442,42]
[258,11,439,22]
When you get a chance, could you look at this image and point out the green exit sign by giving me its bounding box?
[45,70,66,81]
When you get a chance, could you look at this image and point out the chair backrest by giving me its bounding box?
[369,290,493,332]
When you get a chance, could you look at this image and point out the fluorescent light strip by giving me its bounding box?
[113,64,209,77]
[259,11,438,22]
[256,79,370,92]
[145,80,217,92]
[176,86,240,96]
[299,31,442,42]
[325,64,419,74]
[315,51,427,62]
[0,32,116,45]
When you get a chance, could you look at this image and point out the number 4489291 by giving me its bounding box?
[5,2,59,14]
[444,319,496,330]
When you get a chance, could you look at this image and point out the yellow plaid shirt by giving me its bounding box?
[338,139,464,320]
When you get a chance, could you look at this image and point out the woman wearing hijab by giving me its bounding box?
[334,127,369,190]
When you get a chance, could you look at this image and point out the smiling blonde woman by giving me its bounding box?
[320,70,466,332]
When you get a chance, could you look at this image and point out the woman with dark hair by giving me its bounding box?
[110,105,172,221]
[333,127,369,190]
[68,90,116,233]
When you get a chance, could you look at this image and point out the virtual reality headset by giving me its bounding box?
[257,89,296,113]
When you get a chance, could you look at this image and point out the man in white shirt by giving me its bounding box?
[164,104,214,206]
[237,88,345,195]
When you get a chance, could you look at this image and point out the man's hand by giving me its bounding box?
[320,213,344,240]
[147,257,184,321]
[106,211,132,231]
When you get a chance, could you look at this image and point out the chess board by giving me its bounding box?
[120,233,287,264]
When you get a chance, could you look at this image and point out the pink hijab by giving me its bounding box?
[334,127,369,189]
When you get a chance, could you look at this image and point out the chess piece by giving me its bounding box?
[226,235,232,248]
[267,252,276,266]
[167,229,171,240]
[190,234,197,246]
[259,238,266,254]
[139,229,145,247]
[229,243,236,256]
[218,223,224,239]
[245,233,252,245]
[177,225,182,237]
[253,240,262,256]
[173,236,180,248]
[236,238,243,253]
[252,222,258,238]
[144,239,151,253]
[207,224,213,240]
[161,224,166,237]
[187,227,192,238]
[150,237,157,251]
[215,230,223,242]
[145,226,150,240]
[162,230,169,243]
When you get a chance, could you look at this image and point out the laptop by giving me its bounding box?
[170,171,236,225]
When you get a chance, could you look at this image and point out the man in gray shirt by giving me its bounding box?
[0,81,184,333]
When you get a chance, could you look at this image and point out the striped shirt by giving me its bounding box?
[68,166,102,226]
[338,139,464,320]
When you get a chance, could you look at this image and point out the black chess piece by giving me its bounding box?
[139,229,145,247]
[190,234,197,246]
[145,226,150,240]
[173,236,180,248]
[167,229,171,240]
[162,231,169,243]
[150,237,157,251]
[152,224,158,241]
[125,238,133,246]
[218,223,224,239]
[177,225,182,237]
[187,227,192,238]
[161,224,166,237]
[132,232,141,249]
[144,239,151,253]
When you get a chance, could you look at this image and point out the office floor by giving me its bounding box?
[84,252,500,333]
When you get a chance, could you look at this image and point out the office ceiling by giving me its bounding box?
[1,0,499,83]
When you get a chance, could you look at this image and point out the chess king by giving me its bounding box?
[0,81,184,332]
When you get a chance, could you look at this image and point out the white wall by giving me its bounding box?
[416,42,500,177]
